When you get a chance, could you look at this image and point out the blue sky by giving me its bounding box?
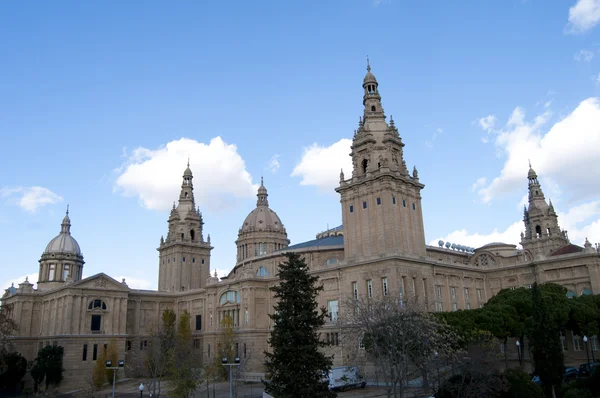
[2,0,600,290]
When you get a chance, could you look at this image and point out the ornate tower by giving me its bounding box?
[158,163,212,292]
[335,62,426,262]
[38,207,85,291]
[520,163,569,257]
[235,177,289,264]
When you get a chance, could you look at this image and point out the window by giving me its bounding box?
[591,336,599,351]
[560,330,568,351]
[352,282,358,300]
[377,197,381,205]
[256,267,269,276]
[210,311,213,327]
[466,303,471,310]
[202,259,205,264]
[208,344,211,358]
[382,277,388,296]
[573,335,583,351]
[244,343,247,358]
[192,258,195,263]
[349,205,354,213]
[245,309,249,324]
[477,289,483,300]
[62,264,70,280]
[126,341,131,351]
[196,315,202,331]
[464,288,469,300]
[412,203,416,210]
[220,291,240,305]
[327,300,339,322]
[435,302,443,312]
[450,287,456,300]
[194,339,200,349]
[88,299,107,310]
[91,315,101,332]
[367,280,373,298]
[48,264,56,281]
[436,285,442,298]
[452,303,457,312]
[392,196,396,204]
[363,201,367,209]
[402,199,406,207]
[323,258,339,266]
[182,256,185,262]
[92,344,98,361]
[358,336,365,350]
[82,344,88,361]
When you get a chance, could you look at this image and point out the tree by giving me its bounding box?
[0,351,28,392]
[145,308,177,397]
[529,283,564,398]
[343,295,459,398]
[92,346,107,388]
[170,310,201,398]
[216,315,236,380]
[105,339,120,384]
[502,368,543,398]
[30,345,64,391]
[0,304,18,355]
[263,252,336,398]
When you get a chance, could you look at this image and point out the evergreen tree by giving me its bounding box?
[263,252,336,398]
[30,345,64,391]
[530,283,564,398]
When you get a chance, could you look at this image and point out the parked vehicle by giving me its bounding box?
[326,366,367,391]
[563,367,579,382]
[578,361,600,378]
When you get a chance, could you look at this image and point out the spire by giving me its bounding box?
[257,177,269,207]
[362,60,385,120]
[367,55,371,72]
[60,206,71,234]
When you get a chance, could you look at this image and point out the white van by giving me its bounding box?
[327,366,367,391]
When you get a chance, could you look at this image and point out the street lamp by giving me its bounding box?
[222,356,241,398]
[139,383,144,398]
[434,351,440,392]
[105,359,125,398]
[584,336,591,371]
[516,340,522,369]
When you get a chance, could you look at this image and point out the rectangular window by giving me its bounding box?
[349,205,354,213]
[92,344,98,361]
[452,303,457,312]
[208,344,211,358]
[376,197,381,205]
[392,196,396,204]
[210,311,213,327]
[202,259,205,264]
[436,285,442,298]
[477,289,483,300]
[192,258,195,263]
[91,315,101,332]
[82,344,88,361]
[126,341,131,351]
[244,343,247,358]
[182,256,186,262]
[62,264,70,280]
[466,303,471,310]
[464,288,469,300]
[327,300,339,322]
[560,330,568,351]
[402,199,406,207]
[362,201,367,209]
[573,335,583,351]
[435,302,443,312]
[450,287,456,300]
[358,336,365,350]
[591,336,599,351]
[367,280,373,298]
[382,277,388,296]
[400,277,405,298]
[352,282,358,299]
[245,310,249,325]
[193,339,200,349]
[412,203,416,210]
[195,315,202,331]
[48,264,56,281]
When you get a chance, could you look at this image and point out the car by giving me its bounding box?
[563,367,579,382]
[578,361,600,378]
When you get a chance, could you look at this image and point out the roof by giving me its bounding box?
[550,244,584,256]
[285,235,344,251]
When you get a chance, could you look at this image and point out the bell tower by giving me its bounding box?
[336,61,426,262]
[520,163,569,257]
[158,162,213,292]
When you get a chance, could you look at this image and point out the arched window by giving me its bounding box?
[362,159,368,174]
[323,258,339,266]
[88,299,107,310]
[220,291,240,305]
[371,105,376,112]
[535,225,542,238]
[256,267,269,277]
[190,229,195,241]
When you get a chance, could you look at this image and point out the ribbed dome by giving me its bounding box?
[44,209,82,256]
[363,59,378,84]
[241,206,285,233]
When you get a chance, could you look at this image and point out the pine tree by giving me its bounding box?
[530,282,564,398]
[263,252,336,398]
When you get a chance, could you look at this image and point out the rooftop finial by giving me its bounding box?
[528,159,532,168]
[367,56,371,72]
[261,176,264,186]
[187,157,190,167]
[66,204,69,215]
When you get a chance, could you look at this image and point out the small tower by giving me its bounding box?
[37,207,85,291]
[336,61,426,261]
[158,164,213,292]
[520,163,569,256]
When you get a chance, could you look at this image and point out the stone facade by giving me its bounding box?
[3,65,600,391]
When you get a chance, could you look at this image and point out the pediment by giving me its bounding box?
[71,273,130,291]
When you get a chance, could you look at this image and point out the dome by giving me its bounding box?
[528,166,537,179]
[44,209,82,256]
[239,178,286,234]
[363,59,378,84]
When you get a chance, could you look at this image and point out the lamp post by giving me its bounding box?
[434,351,440,392]
[584,336,591,371]
[516,340,522,369]
[105,359,125,398]
[139,383,144,398]
[222,356,241,398]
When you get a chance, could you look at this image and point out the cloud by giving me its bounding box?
[430,200,600,249]
[425,128,443,148]
[478,115,497,133]
[567,0,600,33]
[0,186,63,213]
[471,177,487,193]
[114,137,258,212]
[0,272,38,291]
[575,49,595,62]
[267,155,280,174]
[291,138,353,192]
[474,98,600,203]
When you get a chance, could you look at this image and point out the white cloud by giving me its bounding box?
[114,137,258,212]
[575,49,595,62]
[0,272,38,291]
[116,276,155,290]
[471,177,487,193]
[291,138,353,192]
[430,200,600,249]
[478,115,497,133]
[267,155,280,174]
[474,98,600,203]
[0,186,63,213]
[425,128,443,148]
[567,0,600,33]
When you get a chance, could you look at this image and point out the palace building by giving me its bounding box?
[3,65,600,391]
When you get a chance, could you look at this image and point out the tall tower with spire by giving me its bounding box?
[158,163,212,292]
[336,62,427,261]
[520,163,569,257]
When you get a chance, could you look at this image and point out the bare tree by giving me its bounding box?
[144,309,177,397]
[340,294,459,398]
